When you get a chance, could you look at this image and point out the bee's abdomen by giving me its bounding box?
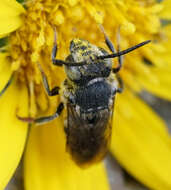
[66,104,111,166]
[66,123,108,166]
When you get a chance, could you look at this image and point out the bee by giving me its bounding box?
[1,26,150,166]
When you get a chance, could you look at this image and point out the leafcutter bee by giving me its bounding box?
[1,26,150,166]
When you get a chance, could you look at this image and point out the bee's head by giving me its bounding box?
[69,39,92,62]
[65,39,112,85]
[70,39,89,53]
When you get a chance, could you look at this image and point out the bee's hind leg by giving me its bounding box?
[17,102,64,125]
[37,63,60,96]
[0,73,14,97]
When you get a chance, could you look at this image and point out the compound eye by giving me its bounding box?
[64,66,81,81]
[111,87,116,96]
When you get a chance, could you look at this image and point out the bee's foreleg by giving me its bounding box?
[99,25,116,53]
[100,25,123,74]
[37,63,60,96]
[51,28,87,67]
[116,75,124,93]
[51,43,65,66]
[112,54,124,73]
[112,29,124,73]
[51,27,64,66]
[17,102,64,125]
[51,27,71,66]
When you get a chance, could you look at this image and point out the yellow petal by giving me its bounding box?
[0,65,28,189]
[24,115,109,190]
[160,0,171,19]
[0,53,13,90]
[111,90,171,190]
[139,68,171,101]
[0,0,25,36]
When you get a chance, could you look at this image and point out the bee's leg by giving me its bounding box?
[51,27,65,66]
[17,102,64,125]
[100,25,123,73]
[37,63,59,96]
[112,53,123,73]
[116,74,124,93]
[51,28,86,67]
[99,25,116,53]
[0,73,14,97]
[112,29,124,73]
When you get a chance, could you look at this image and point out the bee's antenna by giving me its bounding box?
[52,59,87,66]
[97,40,151,60]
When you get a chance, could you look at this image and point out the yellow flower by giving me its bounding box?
[0,0,171,190]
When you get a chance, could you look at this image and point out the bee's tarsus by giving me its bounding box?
[53,26,57,45]
[17,115,35,123]
[37,62,60,96]
[17,103,64,125]
[116,74,124,93]
[99,24,116,53]
[52,44,58,61]
[0,73,14,97]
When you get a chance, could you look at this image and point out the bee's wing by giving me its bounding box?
[108,96,115,140]
[66,99,115,165]
[67,102,113,134]
[100,96,115,148]
[67,103,83,130]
